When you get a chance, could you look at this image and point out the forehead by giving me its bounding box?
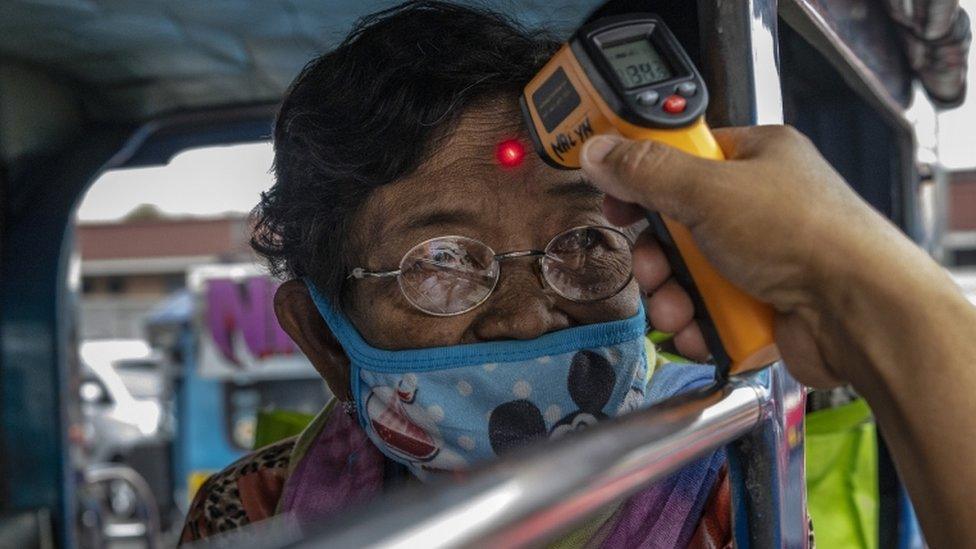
[399,105,573,199]
[356,104,603,258]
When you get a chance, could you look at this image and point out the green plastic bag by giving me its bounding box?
[253,409,316,450]
[806,399,878,549]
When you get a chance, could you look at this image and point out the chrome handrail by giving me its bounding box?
[84,464,163,549]
[273,372,769,549]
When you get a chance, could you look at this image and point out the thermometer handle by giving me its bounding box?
[623,120,779,374]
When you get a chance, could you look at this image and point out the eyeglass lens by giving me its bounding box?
[542,226,633,301]
[397,227,632,315]
[398,236,499,315]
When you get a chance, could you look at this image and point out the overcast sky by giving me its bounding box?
[77,142,274,222]
[76,5,976,223]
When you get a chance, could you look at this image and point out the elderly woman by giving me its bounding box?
[180,2,729,546]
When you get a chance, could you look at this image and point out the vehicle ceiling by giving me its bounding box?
[1,0,610,121]
[0,1,605,167]
[2,1,968,172]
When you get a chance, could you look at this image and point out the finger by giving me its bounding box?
[646,279,694,333]
[673,322,709,362]
[580,135,722,227]
[632,229,671,292]
[602,195,645,226]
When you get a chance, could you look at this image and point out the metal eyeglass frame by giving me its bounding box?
[347,224,635,316]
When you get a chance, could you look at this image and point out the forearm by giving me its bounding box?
[818,233,976,546]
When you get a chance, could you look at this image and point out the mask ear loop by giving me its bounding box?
[302,279,368,420]
[347,360,372,432]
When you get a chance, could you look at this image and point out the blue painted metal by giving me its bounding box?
[146,289,245,493]
[1,108,274,546]
[1,128,133,547]
[727,364,809,548]
[171,318,245,499]
[897,484,924,549]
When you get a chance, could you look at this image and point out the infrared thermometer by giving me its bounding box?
[520,14,779,375]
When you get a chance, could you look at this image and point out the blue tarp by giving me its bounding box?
[145,289,193,326]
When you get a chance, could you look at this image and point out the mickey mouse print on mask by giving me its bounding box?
[307,281,652,480]
[489,350,622,454]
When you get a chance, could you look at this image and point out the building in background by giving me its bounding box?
[947,169,976,266]
[76,206,253,339]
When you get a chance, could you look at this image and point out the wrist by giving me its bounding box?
[812,227,974,394]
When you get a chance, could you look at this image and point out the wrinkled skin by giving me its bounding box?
[274,103,698,401]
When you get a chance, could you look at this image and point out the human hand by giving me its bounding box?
[580,126,925,387]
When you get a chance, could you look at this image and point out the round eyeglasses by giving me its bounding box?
[348,225,634,316]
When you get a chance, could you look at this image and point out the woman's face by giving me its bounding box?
[343,104,640,350]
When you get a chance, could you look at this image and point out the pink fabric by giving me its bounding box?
[278,408,386,524]
[599,448,726,548]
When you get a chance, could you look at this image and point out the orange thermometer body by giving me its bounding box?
[520,14,778,375]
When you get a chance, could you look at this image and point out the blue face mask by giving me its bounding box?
[307,283,650,480]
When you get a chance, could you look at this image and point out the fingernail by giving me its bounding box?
[583,135,622,165]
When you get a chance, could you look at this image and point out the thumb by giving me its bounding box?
[580,135,718,227]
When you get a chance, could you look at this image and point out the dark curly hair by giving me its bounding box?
[250,1,560,302]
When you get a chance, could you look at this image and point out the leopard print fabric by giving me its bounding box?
[179,437,296,544]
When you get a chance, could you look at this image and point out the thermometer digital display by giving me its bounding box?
[602,39,673,89]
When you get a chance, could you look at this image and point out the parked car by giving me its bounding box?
[78,339,165,463]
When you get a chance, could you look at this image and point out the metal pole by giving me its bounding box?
[280,375,768,549]
[697,2,809,546]
[84,464,163,549]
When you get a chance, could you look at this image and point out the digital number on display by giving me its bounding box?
[602,39,673,89]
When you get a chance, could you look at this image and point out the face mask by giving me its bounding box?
[307,282,650,480]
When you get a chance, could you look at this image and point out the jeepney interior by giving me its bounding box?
[0,0,966,547]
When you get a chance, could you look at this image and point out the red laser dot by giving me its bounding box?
[496,139,525,168]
